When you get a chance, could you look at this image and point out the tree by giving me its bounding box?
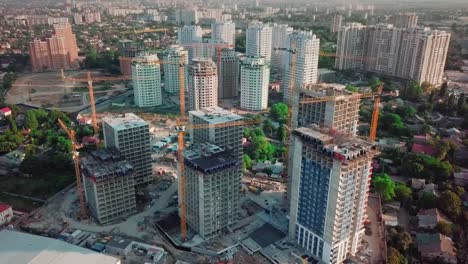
[421,81,433,93]
[25,110,39,130]
[454,186,465,197]
[270,103,288,122]
[447,94,456,112]
[263,119,274,136]
[439,82,448,97]
[387,247,407,264]
[438,190,462,219]
[6,115,17,133]
[418,192,438,209]
[276,125,287,142]
[394,183,412,202]
[345,85,359,92]
[369,76,382,92]
[402,81,423,101]
[372,173,396,201]
[458,93,466,114]
[435,221,452,237]
[242,154,253,171]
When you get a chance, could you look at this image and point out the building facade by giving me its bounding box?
[218,48,240,99]
[271,24,293,75]
[162,45,188,93]
[183,143,241,239]
[288,127,378,264]
[292,84,361,135]
[81,148,136,224]
[131,52,162,107]
[189,106,244,160]
[283,31,320,102]
[246,21,272,62]
[177,25,203,45]
[331,14,343,33]
[389,13,418,28]
[188,58,218,111]
[29,23,79,71]
[118,40,144,77]
[102,113,152,186]
[335,24,451,85]
[175,9,199,25]
[240,56,270,111]
[211,21,236,46]
[0,204,13,226]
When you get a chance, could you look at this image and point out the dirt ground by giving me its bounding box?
[6,71,128,112]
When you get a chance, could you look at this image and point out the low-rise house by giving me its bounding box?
[0,107,12,117]
[411,178,426,190]
[106,238,132,256]
[377,138,407,152]
[419,183,439,198]
[417,209,448,229]
[0,203,13,225]
[416,233,457,264]
[454,171,468,186]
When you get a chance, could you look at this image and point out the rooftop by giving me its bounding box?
[102,113,148,131]
[107,238,132,249]
[0,230,120,264]
[189,106,243,124]
[80,148,134,179]
[293,126,376,161]
[184,143,239,174]
[0,203,11,213]
[416,233,456,257]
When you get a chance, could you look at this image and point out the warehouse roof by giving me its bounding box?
[0,230,120,264]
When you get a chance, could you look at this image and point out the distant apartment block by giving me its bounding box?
[162,45,188,93]
[29,23,79,72]
[336,24,450,85]
[218,48,240,99]
[118,40,144,77]
[131,52,162,107]
[291,84,360,135]
[189,106,244,160]
[102,113,152,186]
[211,21,236,46]
[331,14,343,33]
[282,31,320,102]
[288,126,378,264]
[182,143,241,239]
[175,8,199,25]
[246,21,272,62]
[188,58,218,111]
[271,24,293,75]
[74,11,101,24]
[81,148,136,224]
[389,13,418,28]
[240,56,270,111]
[177,25,203,46]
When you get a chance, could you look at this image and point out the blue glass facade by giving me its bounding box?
[297,158,331,236]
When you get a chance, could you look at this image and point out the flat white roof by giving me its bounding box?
[102,113,148,131]
[189,106,243,124]
[0,230,120,264]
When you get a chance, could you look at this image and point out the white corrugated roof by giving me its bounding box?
[0,230,120,264]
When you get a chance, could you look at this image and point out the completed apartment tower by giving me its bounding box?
[240,56,270,111]
[163,45,188,93]
[131,52,162,107]
[29,23,79,71]
[246,21,272,62]
[102,113,152,186]
[218,48,240,99]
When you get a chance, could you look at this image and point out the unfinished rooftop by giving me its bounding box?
[189,106,243,124]
[184,143,239,174]
[293,125,377,161]
[102,113,148,131]
[80,148,134,182]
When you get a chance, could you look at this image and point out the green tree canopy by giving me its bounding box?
[345,85,359,92]
[387,247,407,264]
[438,190,462,219]
[372,173,396,201]
[418,192,438,209]
[276,125,287,142]
[401,81,423,101]
[25,110,39,130]
[435,221,452,237]
[368,76,382,92]
[402,153,454,182]
[270,103,288,123]
[242,154,253,171]
[394,183,412,203]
